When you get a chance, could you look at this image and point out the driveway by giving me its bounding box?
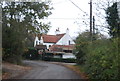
[17,60,81,79]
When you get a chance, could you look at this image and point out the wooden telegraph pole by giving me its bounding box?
[93,16,95,40]
[90,0,92,42]
[93,16,95,34]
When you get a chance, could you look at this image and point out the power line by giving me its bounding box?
[68,0,89,16]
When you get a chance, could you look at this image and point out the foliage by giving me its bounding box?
[75,30,119,79]
[2,1,52,64]
[74,1,120,80]
[44,57,76,63]
[23,47,41,60]
[106,2,120,38]
[84,38,119,80]
[74,31,102,64]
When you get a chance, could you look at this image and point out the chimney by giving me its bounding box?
[55,28,60,35]
[66,28,69,35]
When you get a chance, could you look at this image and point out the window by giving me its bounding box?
[63,50,72,53]
[49,45,51,47]
[69,40,70,45]
[36,41,38,45]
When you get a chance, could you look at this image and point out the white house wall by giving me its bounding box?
[62,53,76,59]
[56,34,75,45]
[34,36,40,47]
[43,43,54,49]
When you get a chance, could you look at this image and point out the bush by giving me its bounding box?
[23,47,41,60]
[4,54,23,65]
[75,32,119,80]
[74,32,91,64]
[43,57,76,63]
[84,39,119,80]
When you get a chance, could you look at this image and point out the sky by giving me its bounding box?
[42,0,114,38]
[43,0,119,38]
[14,0,118,38]
[46,0,91,38]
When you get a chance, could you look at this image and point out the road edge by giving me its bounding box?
[50,62,89,80]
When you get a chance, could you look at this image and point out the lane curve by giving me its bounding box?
[18,60,81,79]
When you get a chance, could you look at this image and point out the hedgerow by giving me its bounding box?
[75,32,119,80]
[84,38,119,80]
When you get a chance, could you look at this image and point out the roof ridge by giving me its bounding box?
[42,33,66,43]
[43,34,56,36]
[56,33,65,35]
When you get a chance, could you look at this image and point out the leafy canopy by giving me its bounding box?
[2,1,52,64]
[106,2,120,38]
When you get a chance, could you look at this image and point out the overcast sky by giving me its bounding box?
[44,0,118,38]
[15,0,117,38]
[47,0,90,37]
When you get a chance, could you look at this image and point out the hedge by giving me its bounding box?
[84,39,119,80]
[43,57,76,63]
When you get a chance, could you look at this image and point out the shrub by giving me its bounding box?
[74,32,91,64]
[43,57,76,63]
[4,54,23,65]
[23,47,41,60]
[84,39,119,80]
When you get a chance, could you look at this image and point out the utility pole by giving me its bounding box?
[93,16,95,35]
[90,0,92,42]
[93,16,95,40]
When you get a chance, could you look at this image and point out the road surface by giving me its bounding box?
[17,60,81,79]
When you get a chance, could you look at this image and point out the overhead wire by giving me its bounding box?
[68,0,90,30]
[49,0,110,34]
[68,0,89,16]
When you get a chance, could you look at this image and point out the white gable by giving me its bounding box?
[56,33,75,45]
[34,28,75,49]
[34,36,40,47]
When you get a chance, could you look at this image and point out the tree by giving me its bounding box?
[74,31,90,64]
[75,30,107,64]
[2,1,52,64]
[106,2,120,38]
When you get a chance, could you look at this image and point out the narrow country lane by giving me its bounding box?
[16,60,81,79]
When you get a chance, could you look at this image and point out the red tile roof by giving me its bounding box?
[35,45,47,49]
[42,34,65,43]
[49,45,75,52]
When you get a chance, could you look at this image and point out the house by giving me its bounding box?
[49,44,76,59]
[49,45,74,53]
[34,28,75,49]
[34,28,76,58]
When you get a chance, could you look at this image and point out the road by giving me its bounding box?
[17,60,81,79]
